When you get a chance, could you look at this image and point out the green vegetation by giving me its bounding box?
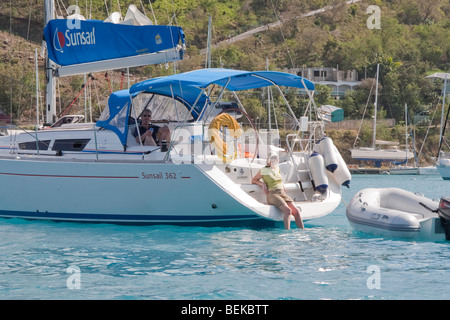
[0,0,448,163]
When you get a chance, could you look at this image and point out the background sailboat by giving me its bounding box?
[389,104,420,174]
[351,64,415,167]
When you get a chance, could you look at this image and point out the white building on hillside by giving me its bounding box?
[286,67,361,97]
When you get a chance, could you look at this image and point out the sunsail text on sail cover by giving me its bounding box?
[54,26,95,51]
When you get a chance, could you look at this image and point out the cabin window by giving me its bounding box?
[52,139,90,151]
[19,140,51,150]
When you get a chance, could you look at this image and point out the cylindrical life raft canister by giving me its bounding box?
[308,151,328,194]
[331,144,351,188]
[318,137,338,173]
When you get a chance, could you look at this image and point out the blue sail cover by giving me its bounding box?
[43,19,185,66]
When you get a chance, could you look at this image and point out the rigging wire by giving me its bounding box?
[91,74,103,117]
[116,0,122,18]
[88,0,92,20]
[417,104,438,161]
[148,0,158,25]
[55,0,67,16]
[58,74,94,118]
[139,0,146,15]
[103,0,109,17]
[268,0,294,69]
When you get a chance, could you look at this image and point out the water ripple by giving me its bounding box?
[0,175,449,299]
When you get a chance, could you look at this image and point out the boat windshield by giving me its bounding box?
[96,90,197,148]
[131,93,195,122]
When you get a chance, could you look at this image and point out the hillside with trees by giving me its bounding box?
[0,0,448,164]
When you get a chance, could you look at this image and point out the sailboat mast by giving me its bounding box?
[44,0,56,125]
[35,48,39,127]
[372,63,379,149]
[405,103,408,161]
[205,15,212,68]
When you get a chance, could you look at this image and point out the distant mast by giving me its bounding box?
[372,63,379,149]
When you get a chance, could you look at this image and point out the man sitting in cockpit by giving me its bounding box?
[132,110,171,151]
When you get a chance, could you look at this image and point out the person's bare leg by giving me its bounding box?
[157,126,171,143]
[278,203,292,229]
[144,135,157,146]
[288,202,304,229]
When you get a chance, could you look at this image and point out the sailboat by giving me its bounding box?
[0,68,352,226]
[426,72,450,180]
[351,64,415,166]
[0,3,351,226]
[388,104,419,174]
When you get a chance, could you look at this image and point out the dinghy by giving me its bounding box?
[346,188,447,240]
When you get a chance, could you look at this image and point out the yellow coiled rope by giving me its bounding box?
[208,113,243,163]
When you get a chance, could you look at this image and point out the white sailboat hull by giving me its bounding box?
[0,154,341,225]
[417,166,438,175]
[0,68,348,227]
[0,158,222,223]
[0,156,262,224]
[391,166,440,175]
[351,148,415,161]
[437,164,450,180]
[389,167,418,175]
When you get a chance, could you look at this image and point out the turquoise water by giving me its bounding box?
[0,174,449,300]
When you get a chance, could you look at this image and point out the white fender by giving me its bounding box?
[308,151,328,194]
[318,137,338,173]
[331,144,351,188]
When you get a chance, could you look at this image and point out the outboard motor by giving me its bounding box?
[438,197,450,240]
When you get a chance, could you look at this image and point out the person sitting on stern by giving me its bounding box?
[251,153,304,230]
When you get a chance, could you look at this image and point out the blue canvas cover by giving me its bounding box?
[96,90,131,146]
[130,68,315,119]
[131,68,315,93]
[43,19,185,66]
[98,69,315,147]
